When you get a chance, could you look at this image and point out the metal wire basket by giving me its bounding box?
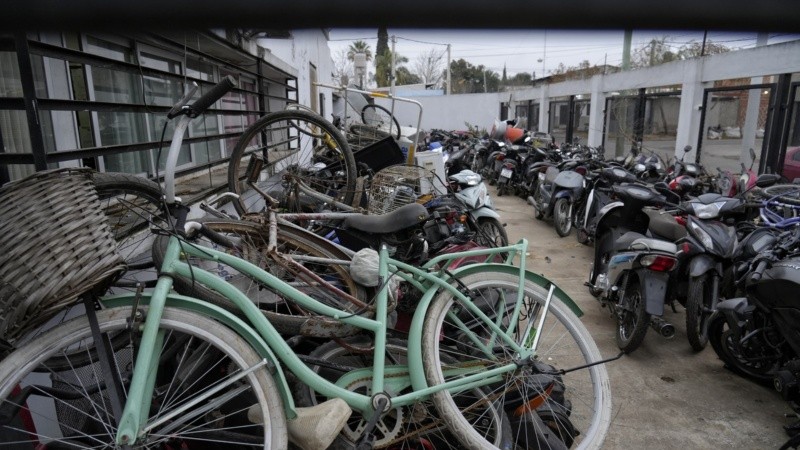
[0,168,127,341]
[368,165,438,215]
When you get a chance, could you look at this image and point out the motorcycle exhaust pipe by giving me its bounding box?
[650,317,675,339]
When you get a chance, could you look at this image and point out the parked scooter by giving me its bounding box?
[496,141,530,197]
[445,169,508,248]
[575,166,639,245]
[587,183,679,353]
[529,161,586,237]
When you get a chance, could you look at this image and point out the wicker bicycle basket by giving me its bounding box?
[368,165,436,215]
[0,168,126,342]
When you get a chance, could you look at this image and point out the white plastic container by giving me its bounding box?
[415,150,447,195]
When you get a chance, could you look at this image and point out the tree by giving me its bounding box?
[631,36,730,68]
[396,66,421,85]
[376,27,389,62]
[374,49,414,87]
[446,58,500,94]
[332,48,353,87]
[347,40,372,62]
[412,48,446,87]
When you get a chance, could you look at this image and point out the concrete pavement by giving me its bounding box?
[491,187,789,449]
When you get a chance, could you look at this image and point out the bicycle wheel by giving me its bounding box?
[0,306,287,449]
[422,271,612,450]
[361,104,401,140]
[228,110,357,215]
[759,184,800,206]
[152,219,371,337]
[92,172,166,289]
[295,336,507,450]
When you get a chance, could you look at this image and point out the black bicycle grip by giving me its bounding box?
[199,224,241,251]
[189,75,237,117]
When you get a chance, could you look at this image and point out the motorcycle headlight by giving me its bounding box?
[464,173,482,186]
[688,220,714,249]
[691,201,726,219]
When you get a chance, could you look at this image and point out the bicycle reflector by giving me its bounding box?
[246,154,265,183]
[640,255,677,272]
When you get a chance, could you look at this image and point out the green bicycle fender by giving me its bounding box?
[101,292,297,419]
[448,263,584,317]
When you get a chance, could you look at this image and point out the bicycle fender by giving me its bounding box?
[635,269,669,316]
[101,292,298,419]
[689,254,721,278]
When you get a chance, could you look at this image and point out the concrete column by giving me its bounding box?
[539,84,550,133]
[588,75,605,148]
[674,60,707,162]
[741,33,769,165]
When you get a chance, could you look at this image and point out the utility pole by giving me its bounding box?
[649,39,656,66]
[622,29,632,71]
[483,70,487,93]
[390,35,397,96]
[446,43,451,95]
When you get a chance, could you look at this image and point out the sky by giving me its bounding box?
[328,29,800,78]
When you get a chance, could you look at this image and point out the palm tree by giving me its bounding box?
[347,41,372,62]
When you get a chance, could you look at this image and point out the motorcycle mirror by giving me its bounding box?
[755,173,780,188]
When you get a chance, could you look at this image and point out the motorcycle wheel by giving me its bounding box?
[554,197,573,237]
[686,273,714,351]
[476,217,509,248]
[707,313,778,384]
[615,275,650,354]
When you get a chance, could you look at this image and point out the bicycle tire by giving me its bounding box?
[759,184,800,206]
[152,218,371,337]
[295,336,491,449]
[227,110,357,215]
[360,104,402,140]
[92,172,166,289]
[422,270,612,450]
[0,306,288,448]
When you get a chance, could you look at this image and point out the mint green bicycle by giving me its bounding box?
[0,78,611,449]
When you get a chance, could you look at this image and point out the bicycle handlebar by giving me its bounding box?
[188,75,237,118]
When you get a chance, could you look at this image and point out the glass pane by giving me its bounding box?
[573,100,590,144]
[699,87,769,174]
[641,94,680,165]
[0,52,22,97]
[604,97,637,159]
[549,101,569,144]
[782,86,800,182]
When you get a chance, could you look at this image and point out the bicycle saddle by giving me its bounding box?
[343,203,429,234]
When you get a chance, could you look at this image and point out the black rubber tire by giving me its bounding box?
[91,172,165,288]
[708,312,778,384]
[152,219,369,337]
[0,306,288,449]
[475,217,509,248]
[553,197,573,237]
[686,273,714,351]
[227,109,357,215]
[615,275,650,354]
[360,104,401,140]
[759,184,800,206]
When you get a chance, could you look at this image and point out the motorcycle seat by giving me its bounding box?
[343,203,430,234]
[614,231,678,254]
[645,209,687,241]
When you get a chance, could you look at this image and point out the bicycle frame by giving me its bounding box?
[109,231,582,445]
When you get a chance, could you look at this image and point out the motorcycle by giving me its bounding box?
[708,225,800,449]
[587,183,679,353]
[496,140,530,197]
[575,166,639,245]
[529,160,587,237]
[444,169,508,248]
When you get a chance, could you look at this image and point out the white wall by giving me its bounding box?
[258,30,335,118]
[374,92,502,132]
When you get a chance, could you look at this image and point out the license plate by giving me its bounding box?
[501,168,513,178]
[538,172,545,181]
